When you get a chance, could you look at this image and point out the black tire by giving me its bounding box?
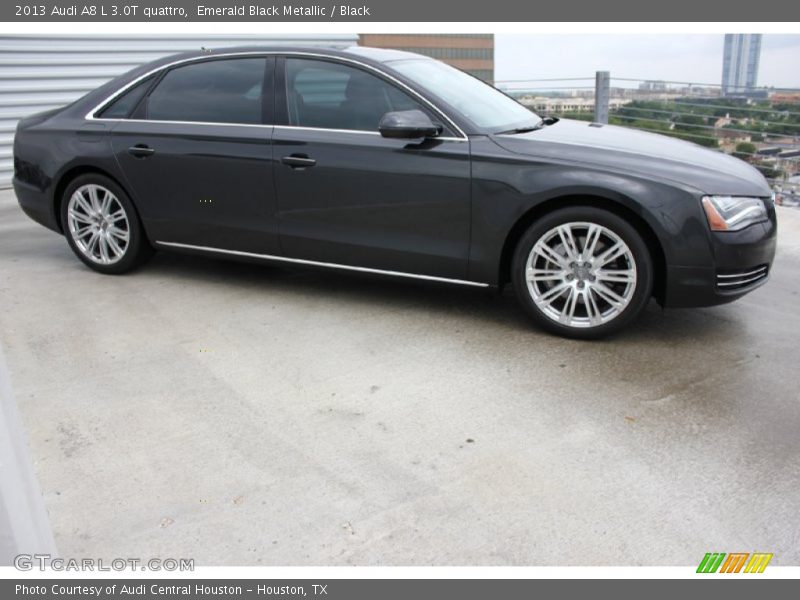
[61,173,153,274]
[511,206,653,339]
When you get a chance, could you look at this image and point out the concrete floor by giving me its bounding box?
[1,188,799,566]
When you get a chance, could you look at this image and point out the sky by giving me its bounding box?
[495,34,800,89]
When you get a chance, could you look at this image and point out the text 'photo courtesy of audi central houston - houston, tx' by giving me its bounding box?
[12,46,777,338]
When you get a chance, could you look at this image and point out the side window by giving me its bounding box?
[285,58,429,132]
[146,58,266,125]
[97,76,154,119]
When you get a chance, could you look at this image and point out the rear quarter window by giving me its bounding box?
[97,76,154,119]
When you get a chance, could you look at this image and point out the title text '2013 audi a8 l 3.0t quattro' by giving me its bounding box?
[13,46,777,338]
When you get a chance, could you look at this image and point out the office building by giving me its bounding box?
[358,34,494,83]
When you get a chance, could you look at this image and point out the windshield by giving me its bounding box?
[390,59,540,133]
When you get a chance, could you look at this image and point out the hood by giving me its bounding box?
[491,119,771,197]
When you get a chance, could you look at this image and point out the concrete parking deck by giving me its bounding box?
[1,188,798,566]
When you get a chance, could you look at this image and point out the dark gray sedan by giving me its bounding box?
[12,46,777,338]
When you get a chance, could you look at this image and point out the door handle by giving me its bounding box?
[281,154,316,169]
[128,144,155,158]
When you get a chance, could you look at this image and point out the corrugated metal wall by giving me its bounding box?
[0,34,359,188]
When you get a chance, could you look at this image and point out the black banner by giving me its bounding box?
[4,579,799,599]
[3,0,800,22]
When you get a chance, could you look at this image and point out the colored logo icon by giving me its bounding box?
[697,552,773,573]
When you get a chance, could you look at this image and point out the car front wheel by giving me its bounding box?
[511,206,653,339]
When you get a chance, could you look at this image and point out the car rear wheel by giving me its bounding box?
[61,174,152,274]
[511,206,653,339]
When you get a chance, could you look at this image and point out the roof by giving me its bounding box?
[155,45,432,67]
[342,46,433,63]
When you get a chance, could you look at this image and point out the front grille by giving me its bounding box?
[716,265,769,292]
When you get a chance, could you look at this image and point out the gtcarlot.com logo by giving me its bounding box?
[696,552,773,573]
[14,554,194,572]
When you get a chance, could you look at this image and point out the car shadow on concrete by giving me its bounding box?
[140,249,745,346]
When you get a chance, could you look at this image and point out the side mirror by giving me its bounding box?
[379,110,441,139]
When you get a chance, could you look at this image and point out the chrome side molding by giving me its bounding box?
[155,241,490,288]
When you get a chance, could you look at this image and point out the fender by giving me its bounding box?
[467,136,711,284]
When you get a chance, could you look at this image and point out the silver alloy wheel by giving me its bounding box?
[525,221,637,328]
[66,184,130,265]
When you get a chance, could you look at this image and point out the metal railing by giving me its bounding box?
[496,73,800,192]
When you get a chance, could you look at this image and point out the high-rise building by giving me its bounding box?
[358,34,494,83]
[722,34,762,96]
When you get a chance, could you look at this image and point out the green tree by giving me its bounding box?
[733,142,758,160]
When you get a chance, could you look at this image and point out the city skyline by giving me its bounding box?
[496,34,800,89]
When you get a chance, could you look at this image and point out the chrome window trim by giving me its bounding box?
[276,125,377,136]
[155,241,488,288]
[96,120,465,143]
[274,125,466,142]
[85,51,468,140]
[98,117,274,129]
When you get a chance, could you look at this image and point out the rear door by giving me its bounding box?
[108,56,279,255]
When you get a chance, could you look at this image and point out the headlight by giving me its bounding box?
[702,196,768,232]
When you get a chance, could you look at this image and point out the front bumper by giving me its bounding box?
[663,212,777,308]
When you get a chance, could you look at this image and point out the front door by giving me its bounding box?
[273,57,472,280]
